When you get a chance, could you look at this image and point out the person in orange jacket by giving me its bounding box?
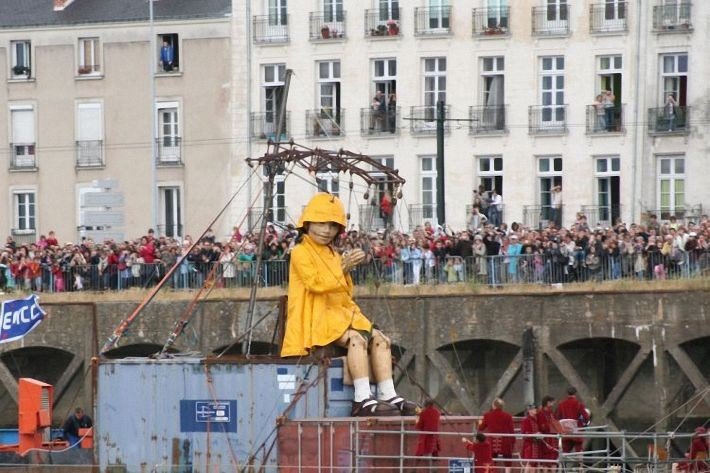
[280,193,416,417]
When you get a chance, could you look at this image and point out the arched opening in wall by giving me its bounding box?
[437,340,519,414]
[213,341,278,356]
[102,343,179,359]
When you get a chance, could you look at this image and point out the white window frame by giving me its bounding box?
[427,0,450,30]
[323,0,344,23]
[378,0,399,21]
[158,182,184,238]
[76,101,104,166]
[262,64,286,138]
[593,155,621,225]
[656,155,685,214]
[546,0,568,22]
[11,188,37,234]
[9,104,36,167]
[157,33,180,73]
[540,56,565,126]
[660,53,688,106]
[77,37,101,75]
[316,171,340,197]
[598,55,623,99]
[481,56,505,106]
[420,155,438,223]
[537,155,563,208]
[10,40,31,79]
[477,156,504,195]
[603,0,626,22]
[267,0,288,26]
[263,175,287,224]
[156,101,181,162]
[660,0,690,26]
[316,60,342,135]
[423,57,446,126]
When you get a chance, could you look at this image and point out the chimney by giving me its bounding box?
[53,0,76,11]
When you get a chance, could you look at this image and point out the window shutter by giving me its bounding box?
[11,109,35,143]
[77,103,103,141]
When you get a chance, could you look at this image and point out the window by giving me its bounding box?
[78,37,101,75]
[13,191,36,233]
[479,57,505,131]
[477,156,504,196]
[594,156,621,226]
[379,0,400,21]
[424,57,446,121]
[657,0,691,29]
[537,156,563,221]
[660,53,687,106]
[598,55,623,100]
[316,60,342,135]
[657,156,685,216]
[370,59,397,133]
[10,40,31,79]
[540,56,565,126]
[487,0,509,28]
[262,175,286,224]
[420,156,437,222]
[76,103,104,167]
[604,0,626,21]
[546,0,568,22]
[157,33,179,73]
[428,0,450,30]
[159,186,183,238]
[263,64,287,139]
[323,0,344,22]
[316,169,340,197]
[156,102,181,163]
[10,105,36,168]
[268,0,288,25]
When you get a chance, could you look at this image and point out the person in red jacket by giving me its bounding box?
[414,399,441,471]
[688,426,708,473]
[479,398,515,473]
[537,395,560,473]
[463,433,494,473]
[520,404,541,473]
[555,387,590,453]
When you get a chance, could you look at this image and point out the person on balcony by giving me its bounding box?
[551,186,563,228]
[387,92,397,132]
[602,90,616,131]
[280,193,418,417]
[369,90,387,132]
[489,189,503,227]
[665,93,679,131]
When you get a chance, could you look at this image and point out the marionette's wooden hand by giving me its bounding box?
[341,249,366,273]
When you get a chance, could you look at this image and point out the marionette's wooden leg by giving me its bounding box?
[370,329,393,382]
[335,329,369,380]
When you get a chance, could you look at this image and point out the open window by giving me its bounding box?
[157,33,180,73]
[10,40,31,79]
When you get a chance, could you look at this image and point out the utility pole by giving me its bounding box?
[436,100,446,226]
[522,324,536,407]
[149,0,157,233]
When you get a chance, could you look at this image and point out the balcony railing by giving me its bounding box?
[469,105,507,134]
[472,7,510,36]
[408,204,437,231]
[580,205,622,228]
[465,204,506,227]
[156,137,183,165]
[253,15,289,43]
[360,107,399,136]
[523,205,564,229]
[10,143,37,170]
[414,6,452,36]
[251,111,291,141]
[643,205,702,224]
[364,9,401,38]
[410,105,450,135]
[590,2,627,34]
[76,140,104,167]
[652,3,692,32]
[531,5,570,36]
[358,204,400,232]
[306,109,344,138]
[309,11,347,40]
[77,64,101,75]
[648,106,689,134]
[586,104,625,134]
[528,105,568,134]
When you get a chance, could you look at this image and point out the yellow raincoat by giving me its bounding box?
[281,194,372,357]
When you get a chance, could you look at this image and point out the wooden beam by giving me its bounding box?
[667,346,710,409]
[601,347,651,415]
[53,355,85,406]
[427,350,477,414]
[479,350,523,413]
[0,362,18,404]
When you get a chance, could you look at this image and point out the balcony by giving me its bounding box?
[306,109,344,138]
[155,137,183,165]
[364,9,401,38]
[589,2,627,34]
[652,3,692,32]
[469,105,507,135]
[253,15,289,43]
[309,12,346,40]
[471,7,510,37]
[414,6,452,36]
[408,204,437,231]
[10,143,36,170]
[76,140,104,167]
[580,205,622,228]
[586,104,625,134]
[359,204,401,232]
[465,204,506,226]
[528,105,568,134]
[648,106,689,135]
[531,5,570,36]
[251,112,291,141]
[360,107,399,136]
[643,205,702,224]
[410,105,450,135]
[523,205,563,230]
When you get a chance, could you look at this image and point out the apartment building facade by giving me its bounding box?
[0,0,231,243]
[231,0,708,233]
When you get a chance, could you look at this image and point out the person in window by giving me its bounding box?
[665,93,678,131]
[159,40,174,72]
[387,92,397,133]
[602,90,616,131]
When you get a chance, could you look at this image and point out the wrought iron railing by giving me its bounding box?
[10,143,37,170]
[469,105,506,134]
[309,11,347,40]
[589,2,627,34]
[471,7,510,36]
[358,204,401,232]
[414,6,452,36]
[528,105,568,134]
[409,105,450,135]
[250,111,291,141]
[647,106,689,134]
[155,137,183,165]
[306,109,345,138]
[465,204,506,229]
[580,205,623,228]
[652,3,692,32]
[360,107,399,136]
[531,5,570,36]
[364,8,401,38]
[252,15,289,43]
[643,205,702,224]
[408,204,437,231]
[76,140,103,167]
[586,104,624,134]
[523,204,564,229]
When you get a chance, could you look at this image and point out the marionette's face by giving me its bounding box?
[307,221,341,245]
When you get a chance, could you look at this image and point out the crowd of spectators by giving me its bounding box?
[1,211,709,293]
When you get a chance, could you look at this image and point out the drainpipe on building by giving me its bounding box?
[631,0,644,220]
